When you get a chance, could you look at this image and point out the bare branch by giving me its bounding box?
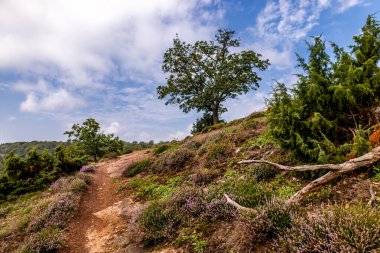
[237,146,380,205]
[238,160,342,171]
[368,185,376,206]
[224,194,255,213]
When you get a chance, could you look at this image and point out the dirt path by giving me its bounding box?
[60,150,150,253]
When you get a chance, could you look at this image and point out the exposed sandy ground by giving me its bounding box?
[59,150,149,253]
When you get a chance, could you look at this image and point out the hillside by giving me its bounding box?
[5,111,372,253]
[1,112,379,253]
[0,141,67,159]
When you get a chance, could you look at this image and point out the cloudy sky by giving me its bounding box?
[0,0,377,143]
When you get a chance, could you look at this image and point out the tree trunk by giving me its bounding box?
[212,107,219,124]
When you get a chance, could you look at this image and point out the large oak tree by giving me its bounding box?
[157,29,269,125]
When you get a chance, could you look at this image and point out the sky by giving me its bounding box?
[0,0,378,143]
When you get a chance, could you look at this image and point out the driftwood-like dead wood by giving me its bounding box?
[224,194,256,213]
[368,185,376,206]
[231,146,380,206]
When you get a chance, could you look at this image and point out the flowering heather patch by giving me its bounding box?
[21,228,61,253]
[79,164,95,173]
[274,204,380,252]
[50,176,75,192]
[28,193,77,232]
[200,197,237,222]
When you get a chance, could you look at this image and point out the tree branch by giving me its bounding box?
[224,194,255,213]
[238,160,342,171]
[368,184,376,206]
[237,146,380,205]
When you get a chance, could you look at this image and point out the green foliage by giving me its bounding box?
[0,141,66,159]
[129,176,182,200]
[123,140,155,153]
[65,118,124,161]
[137,200,181,245]
[0,145,86,201]
[205,140,234,167]
[178,231,208,253]
[222,178,273,208]
[268,16,380,162]
[20,228,61,253]
[154,148,195,172]
[157,28,269,125]
[124,158,152,177]
[240,131,274,151]
[191,112,216,134]
[154,144,171,156]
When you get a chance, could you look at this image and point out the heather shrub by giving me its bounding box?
[171,187,206,217]
[241,200,295,244]
[124,159,151,177]
[28,193,77,232]
[20,228,61,253]
[76,173,93,184]
[193,168,219,185]
[154,144,171,156]
[274,204,380,252]
[137,200,182,245]
[67,177,87,192]
[222,179,273,208]
[183,140,202,150]
[154,148,195,172]
[250,163,278,182]
[205,140,234,167]
[79,165,95,173]
[200,196,237,222]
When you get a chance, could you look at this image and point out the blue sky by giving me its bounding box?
[0,0,378,143]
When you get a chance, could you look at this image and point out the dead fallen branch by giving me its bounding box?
[224,194,255,213]
[234,146,380,205]
[368,185,376,206]
[238,160,341,171]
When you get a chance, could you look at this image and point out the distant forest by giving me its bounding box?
[0,140,156,160]
[0,141,67,159]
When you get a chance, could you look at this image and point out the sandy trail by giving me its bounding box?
[59,150,149,253]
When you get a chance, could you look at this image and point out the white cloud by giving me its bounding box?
[105,121,121,135]
[247,0,364,70]
[20,89,84,113]
[0,0,222,89]
[336,0,362,13]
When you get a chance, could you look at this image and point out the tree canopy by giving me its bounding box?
[268,15,380,163]
[157,28,269,128]
[64,118,124,161]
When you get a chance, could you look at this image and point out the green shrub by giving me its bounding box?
[154,144,171,156]
[20,228,61,253]
[178,231,208,253]
[138,200,182,245]
[222,179,273,208]
[102,152,119,159]
[240,132,274,151]
[242,200,295,243]
[205,141,234,167]
[124,159,152,177]
[274,204,380,252]
[154,148,195,172]
[201,122,227,133]
[194,168,219,185]
[250,164,278,182]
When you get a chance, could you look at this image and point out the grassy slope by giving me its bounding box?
[0,173,91,253]
[120,111,380,253]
